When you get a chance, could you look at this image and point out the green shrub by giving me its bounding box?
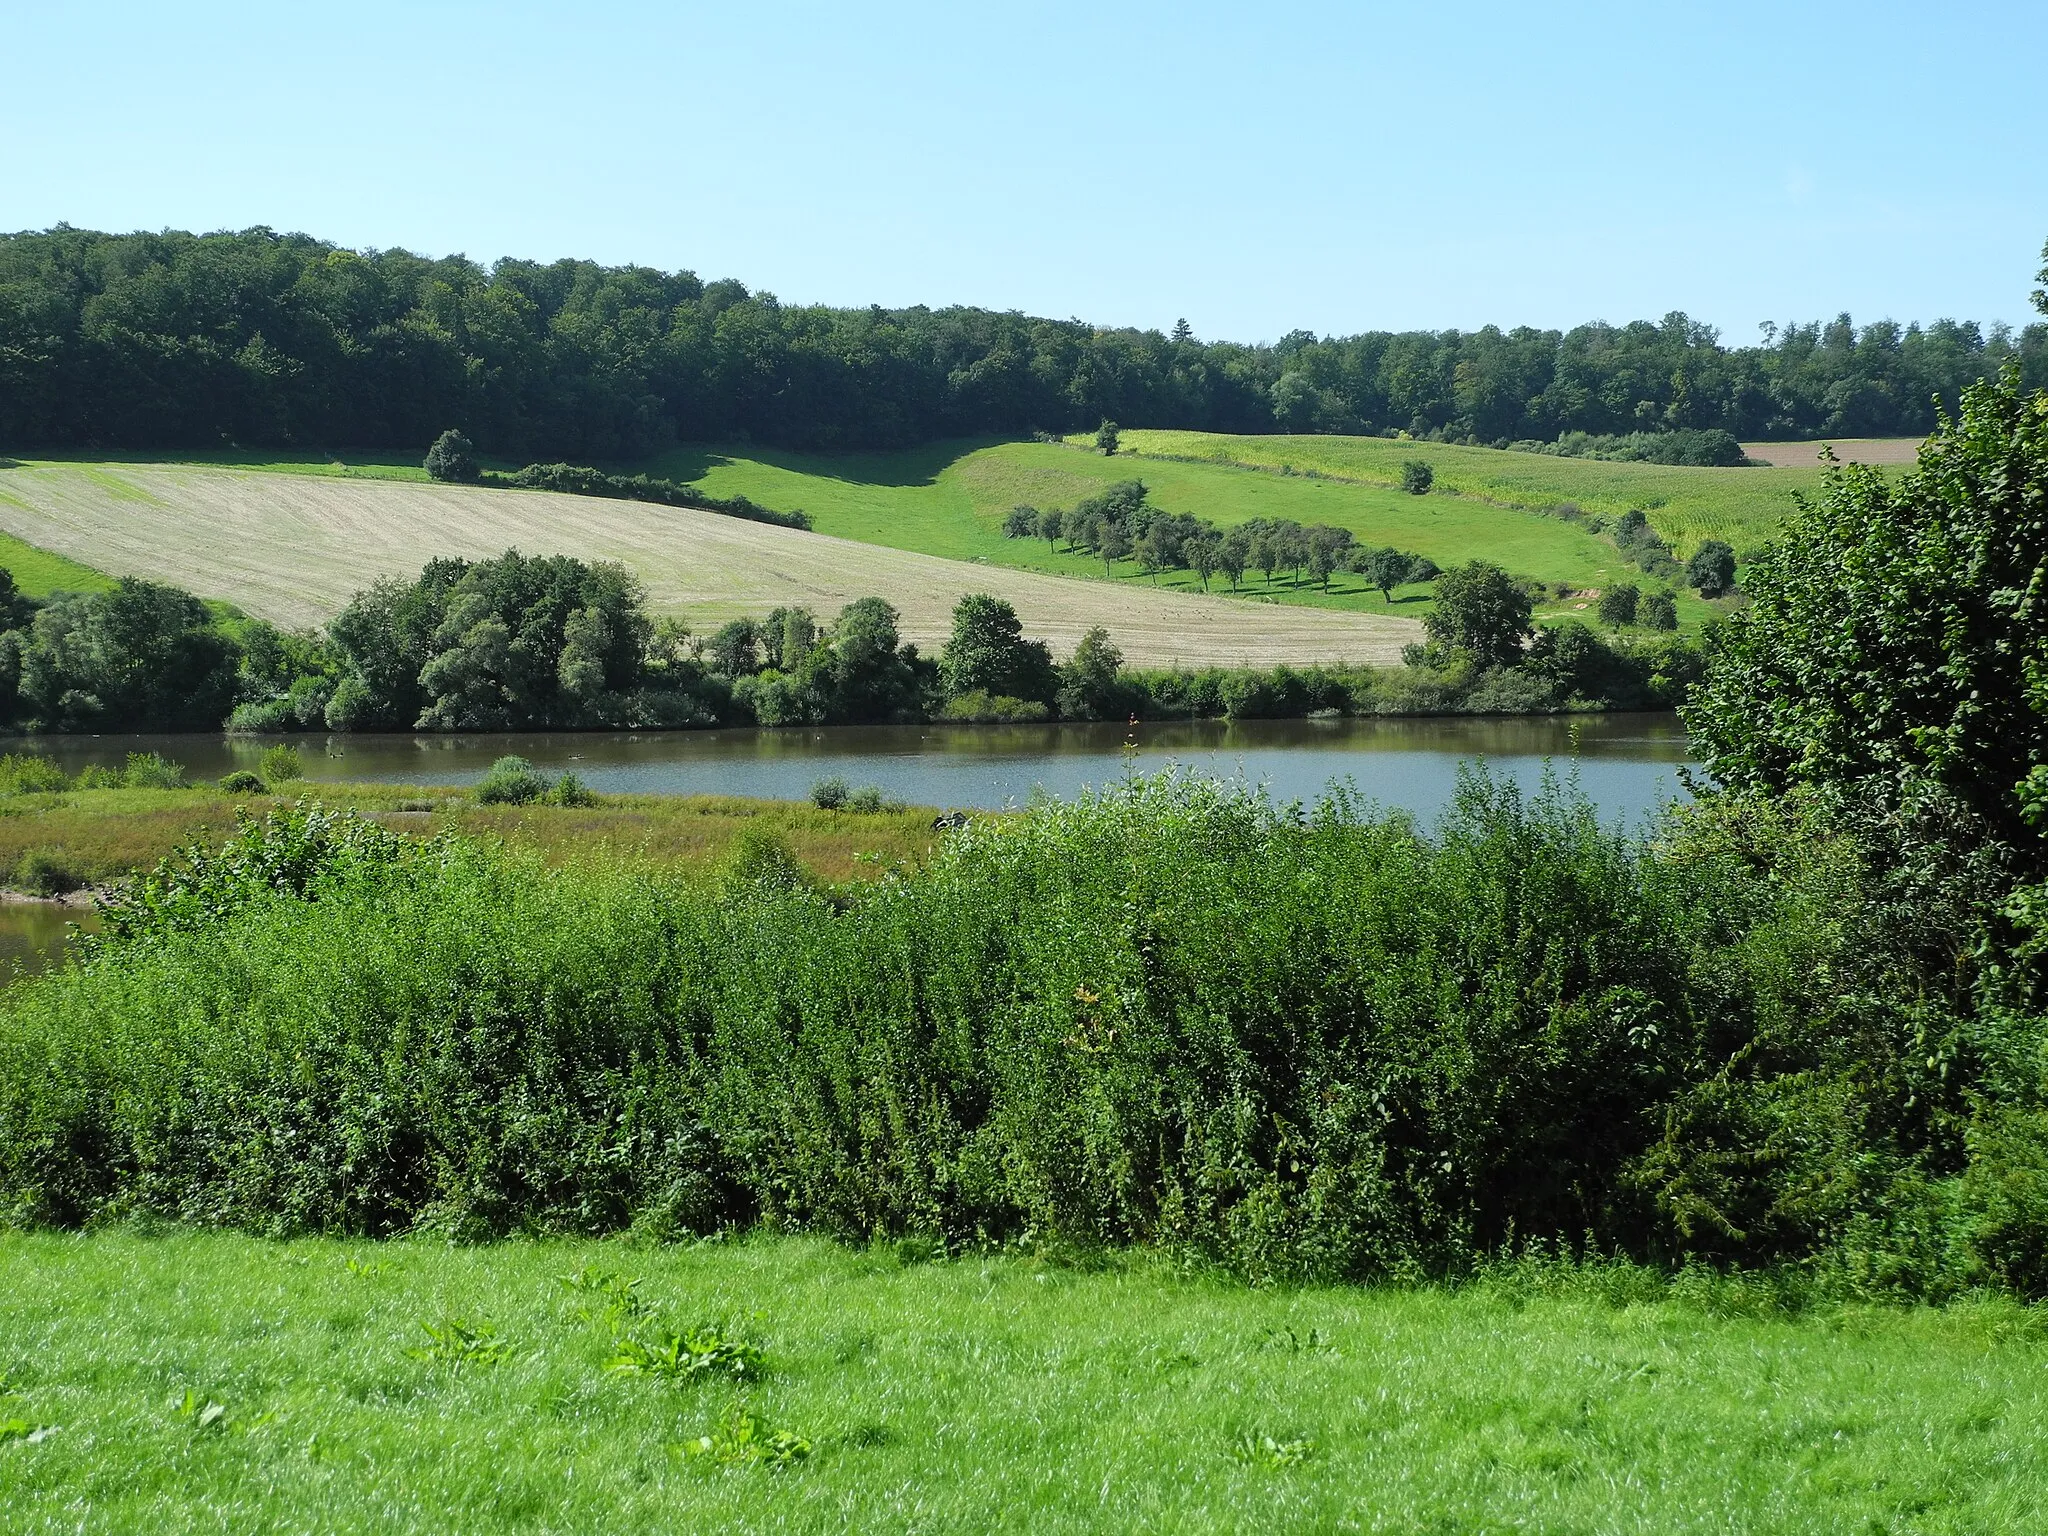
[218,771,267,794]
[121,753,187,789]
[809,777,849,810]
[13,848,79,896]
[545,772,595,808]
[1401,460,1434,494]
[0,755,68,796]
[74,766,122,790]
[844,785,896,814]
[1,773,2038,1297]
[259,745,305,784]
[936,691,1051,724]
[474,756,549,805]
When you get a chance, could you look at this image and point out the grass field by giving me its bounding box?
[0,461,1419,668]
[0,1230,2041,1534]
[1106,430,1852,558]
[0,783,947,890]
[639,439,1699,625]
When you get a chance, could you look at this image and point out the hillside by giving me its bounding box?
[0,462,1421,669]
[645,439,1785,626]
[1103,430,1845,557]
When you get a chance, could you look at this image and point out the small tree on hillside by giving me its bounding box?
[1401,459,1435,495]
[1640,590,1678,630]
[1359,546,1413,604]
[1423,561,1533,667]
[424,429,480,483]
[1004,505,1039,539]
[1096,419,1122,456]
[1598,583,1640,627]
[1686,539,1737,597]
[1038,506,1065,551]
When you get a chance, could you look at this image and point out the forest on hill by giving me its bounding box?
[3,226,2044,459]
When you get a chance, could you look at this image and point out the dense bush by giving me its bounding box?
[1,774,2035,1296]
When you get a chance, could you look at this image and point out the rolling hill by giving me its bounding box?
[0,461,1421,669]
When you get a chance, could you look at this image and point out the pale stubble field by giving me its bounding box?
[0,464,1421,668]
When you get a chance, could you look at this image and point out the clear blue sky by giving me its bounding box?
[5,0,2041,344]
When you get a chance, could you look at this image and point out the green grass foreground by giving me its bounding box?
[1,1229,2042,1534]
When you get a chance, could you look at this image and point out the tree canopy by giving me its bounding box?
[2,227,2042,458]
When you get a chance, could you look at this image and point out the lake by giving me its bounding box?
[24,713,1692,822]
[0,713,1694,978]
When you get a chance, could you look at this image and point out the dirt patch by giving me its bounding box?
[1742,439,1924,467]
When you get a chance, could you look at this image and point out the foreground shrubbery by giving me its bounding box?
[2,775,2040,1297]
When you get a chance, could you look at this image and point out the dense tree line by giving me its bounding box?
[0,551,1697,736]
[4,226,2044,458]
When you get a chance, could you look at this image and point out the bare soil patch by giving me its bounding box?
[1741,438,1924,467]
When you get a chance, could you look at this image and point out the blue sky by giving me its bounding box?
[5,0,2041,343]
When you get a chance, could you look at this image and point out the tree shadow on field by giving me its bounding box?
[630,438,1005,490]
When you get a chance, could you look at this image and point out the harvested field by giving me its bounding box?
[1741,437,1925,467]
[0,463,1420,668]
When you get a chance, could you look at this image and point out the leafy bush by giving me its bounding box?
[1598,584,1640,627]
[1640,591,1679,630]
[218,771,267,794]
[0,755,67,796]
[1400,460,1434,494]
[13,848,79,896]
[121,753,188,789]
[936,691,1052,724]
[546,772,595,808]
[495,463,809,531]
[474,756,550,805]
[259,744,304,784]
[810,777,849,811]
[423,429,480,484]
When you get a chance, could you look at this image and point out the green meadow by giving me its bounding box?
[1110,429,1841,557]
[1,1229,2041,1535]
[639,440,1736,627]
[11,434,1829,630]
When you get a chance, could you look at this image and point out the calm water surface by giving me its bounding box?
[0,714,1691,977]
[26,713,1691,821]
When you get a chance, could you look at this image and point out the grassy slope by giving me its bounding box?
[641,440,1723,627]
[0,1230,2041,1535]
[0,785,944,889]
[1113,429,1839,557]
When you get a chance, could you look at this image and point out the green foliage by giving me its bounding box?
[1598,583,1640,626]
[0,754,68,795]
[475,755,550,805]
[1095,420,1121,456]
[218,771,267,795]
[423,430,480,484]
[3,227,2037,460]
[1056,627,1130,721]
[1401,459,1434,494]
[259,744,304,784]
[408,1318,512,1368]
[935,692,1051,724]
[606,1325,762,1385]
[1686,370,2048,874]
[1685,538,1737,596]
[938,594,1057,706]
[1639,590,1679,630]
[13,848,79,897]
[496,462,809,530]
[809,776,849,811]
[1422,561,1533,667]
[120,753,187,789]
[10,578,239,732]
[678,1402,811,1469]
[1,769,1989,1293]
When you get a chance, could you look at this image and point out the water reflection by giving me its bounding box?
[0,901,98,980]
[12,713,1692,826]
